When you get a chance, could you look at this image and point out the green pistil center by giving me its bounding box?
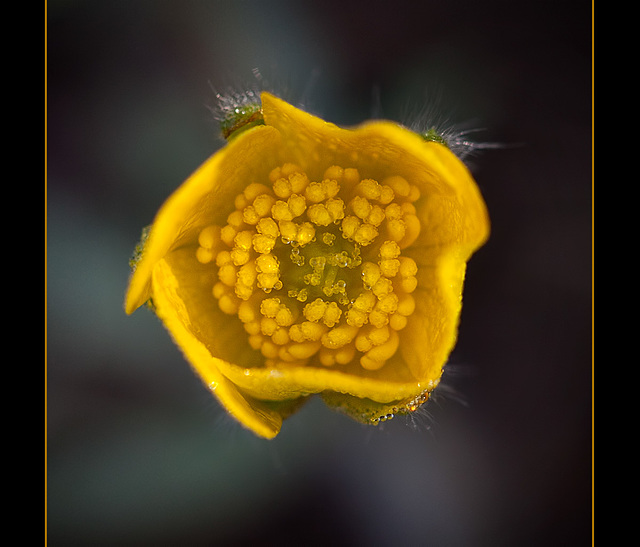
[279,226,363,306]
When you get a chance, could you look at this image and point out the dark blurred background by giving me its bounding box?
[47,1,592,545]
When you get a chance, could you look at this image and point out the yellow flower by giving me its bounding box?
[124,92,489,439]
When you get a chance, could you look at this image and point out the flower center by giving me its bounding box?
[196,163,421,371]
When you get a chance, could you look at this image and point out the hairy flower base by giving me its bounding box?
[197,162,422,374]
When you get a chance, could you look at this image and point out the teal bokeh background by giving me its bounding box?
[47,1,591,545]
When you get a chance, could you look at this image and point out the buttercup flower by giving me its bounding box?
[125,92,489,439]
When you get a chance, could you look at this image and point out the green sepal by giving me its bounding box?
[421,128,449,146]
[321,387,434,426]
[220,102,265,141]
[128,225,155,311]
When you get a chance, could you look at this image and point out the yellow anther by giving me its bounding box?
[343,168,361,187]
[361,262,381,289]
[273,178,293,199]
[230,248,251,266]
[367,205,386,227]
[257,272,282,292]
[401,202,417,215]
[260,297,281,318]
[271,327,290,346]
[353,290,377,312]
[379,259,400,278]
[248,334,264,350]
[235,262,257,300]
[226,210,245,228]
[372,277,393,299]
[351,196,373,220]
[244,183,272,202]
[269,168,283,184]
[278,220,298,243]
[281,163,303,176]
[356,178,381,200]
[398,276,418,293]
[244,194,276,224]
[398,256,418,277]
[289,321,327,342]
[234,193,249,210]
[237,300,258,324]
[318,348,336,366]
[271,200,294,222]
[198,225,221,249]
[235,281,254,300]
[242,207,260,225]
[355,325,390,353]
[346,307,368,328]
[252,233,276,254]
[217,291,240,315]
[304,321,328,341]
[323,165,344,182]
[360,330,399,370]
[220,224,238,247]
[260,340,280,359]
[218,263,237,287]
[321,324,359,349]
[340,215,360,240]
[378,185,395,205]
[260,316,278,336]
[280,340,321,361]
[196,247,215,264]
[212,281,226,300]
[307,203,333,226]
[287,194,307,218]
[288,172,309,194]
[397,257,418,292]
[215,250,232,267]
[353,223,378,246]
[383,175,411,197]
[407,184,421,202]
[319,343,356,366]
[325,198,345,222]
[389,313,408,331]
[384,203,403,220]
[296,222,316,246]
[256,217,279,238]
[379,240,401,260]
[376,293,399,315]
[255,254,279,274]
[304,182,326,203]
[378,242,401,277]
[197,226,219,262]
[322,179,340,198]
[322,302,342,327]
[395,293,416,317]
[386,219,406,243]
[243,320,261,335]
[234,230,254,251]
[275,306,295,327]
[398,213,421,249]
[303,298,328,322]
[368,309,389,329]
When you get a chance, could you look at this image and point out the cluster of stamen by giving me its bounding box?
[196,163,421,372]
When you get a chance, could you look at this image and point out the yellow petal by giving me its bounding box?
[125,124,282,315]
[151,250,284,439]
